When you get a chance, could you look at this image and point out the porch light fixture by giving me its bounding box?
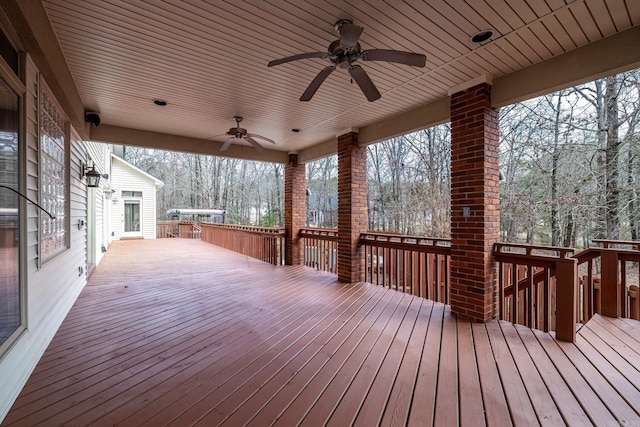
[82,161,102,188]
[104,189,116,199]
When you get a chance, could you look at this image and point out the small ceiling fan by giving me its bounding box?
[268,19,426,102]
[214,116,275,153]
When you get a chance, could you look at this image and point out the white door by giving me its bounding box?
[122,199,142,237]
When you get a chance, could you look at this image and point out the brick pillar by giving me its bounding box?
[450,83,500,322]
[284,153,306,265]
[337,131,367,283]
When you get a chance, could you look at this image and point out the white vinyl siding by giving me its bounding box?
[85,141,111,266]
[110,156,161,240]
[0,56,106,421]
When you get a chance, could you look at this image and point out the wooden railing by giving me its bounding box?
[195,221,638,342]
[157,221,179,238]
[156,221,201,239]
[201,223,285,265]
[299,228,338,273]
[360,232,451,303]
[493,243,578,342]
[575,239,640,322]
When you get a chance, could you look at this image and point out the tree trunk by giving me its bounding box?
[550,94,562,246]
[605,75,620,239]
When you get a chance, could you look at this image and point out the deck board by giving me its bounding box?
[471,322,512,427]
[3,239,640,426]
[434,307,459,426]
[457,319,485,426]
[300,292,409,426]
[499,321,565,425]
[350,297,423,427]
[378,299,433,427]
[514,325,591,425]
[486,320,539,426]
[533,328,618,425]
[405,302,445,426]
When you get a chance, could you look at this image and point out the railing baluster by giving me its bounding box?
[621,260,627,318]
[498,260,504,320]
[527,265,534,328]
[543,269,550,332]
[511,262,518,325]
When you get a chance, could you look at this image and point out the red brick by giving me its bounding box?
[337,132,366,283]
[450,83,499,322]
[284,154,305,265]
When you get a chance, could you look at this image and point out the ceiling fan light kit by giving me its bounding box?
[268,19,427,102]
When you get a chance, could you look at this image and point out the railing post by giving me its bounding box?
[555,257,577,342]
[630,285,639,320]
[600,250,621,318]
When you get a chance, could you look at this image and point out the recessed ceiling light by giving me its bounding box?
[471,30,494,44]
[153,99,167,106]
[291,128,301,133]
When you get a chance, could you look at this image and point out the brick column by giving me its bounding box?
[450,83,500,322]
[284,153,306,265]
[337,131,367,283]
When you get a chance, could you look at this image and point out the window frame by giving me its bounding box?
[0,37,26,356]
[38,81,70,265]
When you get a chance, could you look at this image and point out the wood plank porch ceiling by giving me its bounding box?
[15,0,639,162]
[3,239,640,426]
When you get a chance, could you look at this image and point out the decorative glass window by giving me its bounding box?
[40,88,68,261]
[0,76,20,347]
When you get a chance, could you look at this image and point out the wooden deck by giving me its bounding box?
[3,239,640,426]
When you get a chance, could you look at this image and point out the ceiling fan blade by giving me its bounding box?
[300,66,335,101]
[244,136,266,153]
[248,133,276,145]
[362,49,426,67]
[208,134,230,139]
[340,24,364,48]
[268,52,327,67]
[348,65,381,102]
[220,136,235,151]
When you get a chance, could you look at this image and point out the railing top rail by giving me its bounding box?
[573,247,601,263]
[359,232,451,254]
[299,228,339,240]
[591,239,640,249]
[200,222,286,236]
[493,242,575,259]
[573,246,640,263]
[360,232,451,246]
[157,220,195,224]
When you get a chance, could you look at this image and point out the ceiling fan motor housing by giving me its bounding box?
[228,115,247,137]
[328,40,361,67]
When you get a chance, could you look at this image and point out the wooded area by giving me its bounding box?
[123,69,640,248]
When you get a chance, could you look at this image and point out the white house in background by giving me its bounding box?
[109,154,164,240]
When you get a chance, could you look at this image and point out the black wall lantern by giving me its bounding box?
[82,161,102,188]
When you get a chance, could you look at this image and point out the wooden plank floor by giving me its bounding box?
[3,239,640,426]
